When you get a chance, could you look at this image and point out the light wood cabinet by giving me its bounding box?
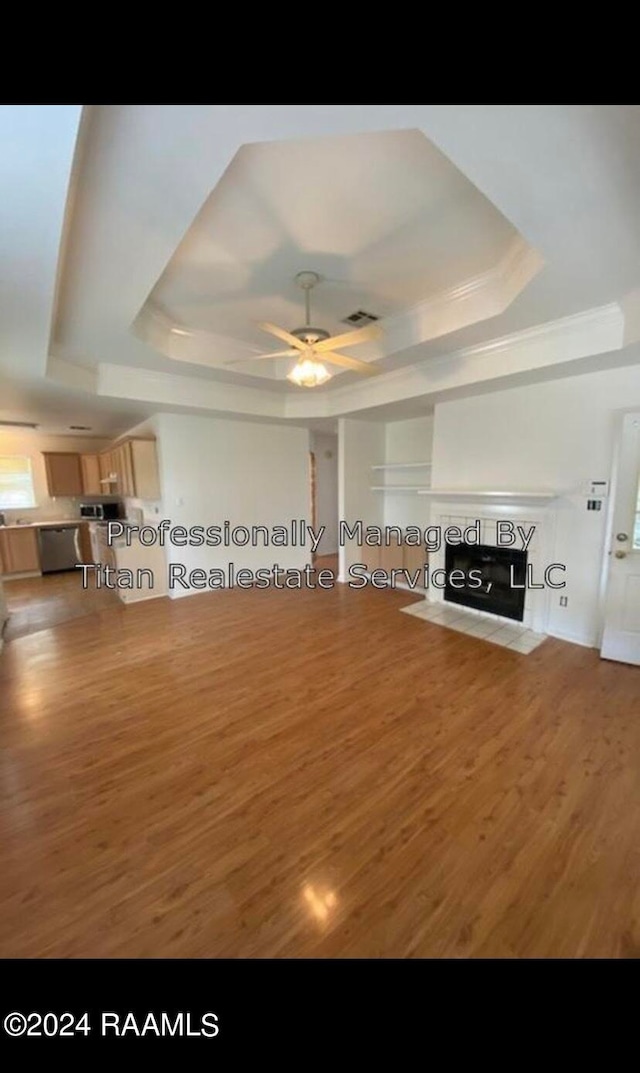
[403,543,428,574]
[98,439,160,501]
[364,544,380,572]
[98,452,112,484]
[344,538,429,575]
[0,527,40,575]
[98,447,134,497]
[379,533,404,572]
[78,523,93,564]
[98,451,118,493]
[80,454,102,496]
[357,539,427,578]
[117,443,135,498]
[42,453,84,498]
[130,440,160,499]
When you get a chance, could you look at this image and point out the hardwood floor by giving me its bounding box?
[1,579,640,958]
[2,571,120,642]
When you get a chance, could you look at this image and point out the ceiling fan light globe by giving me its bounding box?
[287,359,332,388]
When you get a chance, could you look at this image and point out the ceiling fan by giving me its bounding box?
[226,271,382,387]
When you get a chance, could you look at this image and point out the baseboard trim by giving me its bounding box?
[546,627,597,649]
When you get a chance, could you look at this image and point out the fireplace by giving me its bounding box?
[444,542,527,622]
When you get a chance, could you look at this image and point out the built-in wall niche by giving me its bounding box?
[370,462,432,493]
[375,416,435,531]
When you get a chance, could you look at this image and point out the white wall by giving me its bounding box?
[338,417,385,580]
[0,429,112,524]
[310,432,338,554]
[383,415,434,529]
[155,413,311,596]
[385,415,433,464]
[431,365,640,647]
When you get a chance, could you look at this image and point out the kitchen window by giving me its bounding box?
[0,456,36,509]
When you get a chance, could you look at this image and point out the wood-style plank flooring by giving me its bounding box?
[2,571,119,642]
[1,572,640,958]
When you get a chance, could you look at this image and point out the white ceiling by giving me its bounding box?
[149,129,517,355]
[0,373,149,436]
[0,105,80,381]
[1,104,640,430]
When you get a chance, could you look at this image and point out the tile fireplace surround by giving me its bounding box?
[400,599,547,654]
[402,494,558,650]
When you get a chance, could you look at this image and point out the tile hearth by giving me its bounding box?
[400,600,547,654]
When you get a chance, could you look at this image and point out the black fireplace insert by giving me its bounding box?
[444,542,527,622]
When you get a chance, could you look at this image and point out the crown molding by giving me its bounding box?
[320,301,626,417]
[388,234,542,325]
[134,234,544,384]
[88,300,629,424]
[452,300,623,363]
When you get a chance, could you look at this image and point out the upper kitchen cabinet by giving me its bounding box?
[42,452,84,498]
[129,440,160,500]
[98,450,115,487]
[98,440,160,500]
[115,442,135,498]
[80,454,102,496]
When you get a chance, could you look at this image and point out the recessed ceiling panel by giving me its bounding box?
[137,127,535,381]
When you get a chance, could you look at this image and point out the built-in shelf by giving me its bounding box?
[371,461,432,471]
[416,490,558,500]
[371,485,431,493]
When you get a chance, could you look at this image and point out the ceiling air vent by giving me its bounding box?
[0,420,39,428]
[341,309,380,326]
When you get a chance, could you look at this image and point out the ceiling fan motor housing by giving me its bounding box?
[291,326,331,346]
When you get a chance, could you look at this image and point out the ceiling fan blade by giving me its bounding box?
[258,321,308,351]
[319,351,380,376]
[224,350,299,365]
[314,324,382,352]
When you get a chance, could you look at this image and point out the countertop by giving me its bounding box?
[0,520,83,531]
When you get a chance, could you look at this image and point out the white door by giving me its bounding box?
[601,412,640,665]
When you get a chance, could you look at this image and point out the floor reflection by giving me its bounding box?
[302,882,339,927]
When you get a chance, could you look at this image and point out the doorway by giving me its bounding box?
[309,432,339,573]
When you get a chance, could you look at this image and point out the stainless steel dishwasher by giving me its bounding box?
[38,526,81,574]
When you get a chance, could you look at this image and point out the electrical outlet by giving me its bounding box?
[559,596,568,607]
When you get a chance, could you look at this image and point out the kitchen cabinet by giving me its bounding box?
[129,440,160,499]
[78,523,93,564]
[0,527,40,575]
[98,451,112,484]
[42,452,84,498]
[98,439,160,501]
[98,446,127,496]
[80,454,102,496]
[97,446,130,496]
[115,442,135,498]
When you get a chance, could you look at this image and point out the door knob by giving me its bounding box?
[615,550,627,559]
[616,532,629,542]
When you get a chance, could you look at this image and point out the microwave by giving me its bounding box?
[79,502,123,521]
